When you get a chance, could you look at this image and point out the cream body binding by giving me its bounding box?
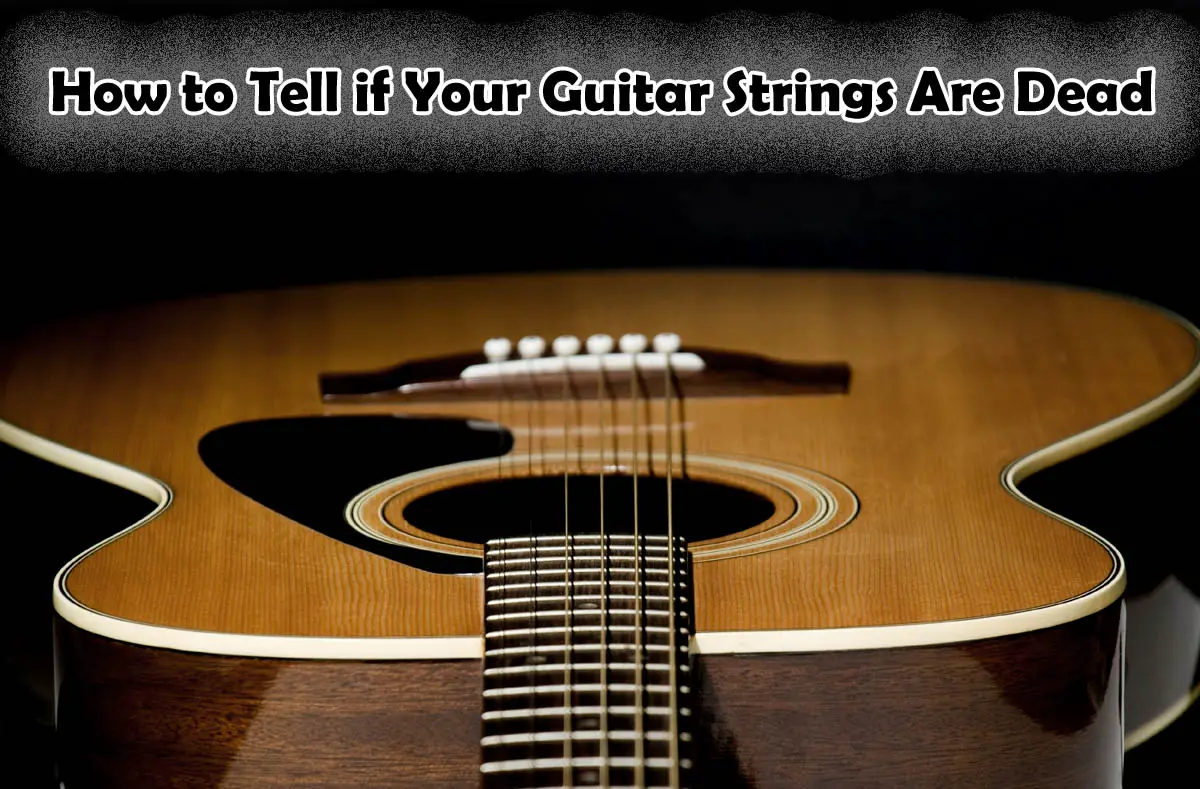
[2,282,1198,750]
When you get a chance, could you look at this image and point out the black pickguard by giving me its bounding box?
[197,415,512,575]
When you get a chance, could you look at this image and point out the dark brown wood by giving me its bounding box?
[694,603,1125,789]
[318,347,852,403]
[55,602,1123,788]
[54,617,481,789]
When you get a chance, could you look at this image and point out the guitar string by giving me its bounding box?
[631,349,645,789]
[496,375,506,481]
[491,347,516,783]
[677,383,688,481]
[596,350,610,789]
[489,337,678,786]
[540,353,549,479]
[664,348,680,789]
[525,349,539,783]
[562,356,573,789]
[647,395,656,477]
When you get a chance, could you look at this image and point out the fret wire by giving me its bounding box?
[486,625,673,638]
[492,546,672,556]
[482,730,678,745]
[488,581,678,592]
[485,683,674,697]
[485,662,674,676]
[480,536,693,788]
[491,534,671,545]
[485,642,679,657]
[487,550,670,563]
[490,567,672,578]
[487,609,675,622]
[483,704,680,720]
[482,756,682,773]
[486,594,673,606]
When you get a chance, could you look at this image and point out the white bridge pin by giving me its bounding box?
[552,335,581,357]
[516,336,546,359]
[586,334,614,355]
[653,333,681,354]
[618,333,648,354]
[483,337,512,363]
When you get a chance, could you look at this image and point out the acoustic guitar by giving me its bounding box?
[2,270,1198,788]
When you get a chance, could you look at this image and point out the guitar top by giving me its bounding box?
[1,268,1193,647]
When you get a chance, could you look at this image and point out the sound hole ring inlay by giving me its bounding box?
[345,453,858,564]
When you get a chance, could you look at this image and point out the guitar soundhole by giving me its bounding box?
[402,474,775,543]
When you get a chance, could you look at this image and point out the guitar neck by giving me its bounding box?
[481,534,694,788]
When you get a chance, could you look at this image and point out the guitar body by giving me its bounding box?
[2,270,1198,787]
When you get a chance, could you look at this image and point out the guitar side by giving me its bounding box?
[50,607,1123,788]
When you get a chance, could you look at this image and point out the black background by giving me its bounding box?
[2,1,1199,334]
[1,1,1198,786]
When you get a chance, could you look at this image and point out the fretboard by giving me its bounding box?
[480,534,693,789]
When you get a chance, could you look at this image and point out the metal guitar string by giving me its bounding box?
[559,339,574,789]
[629,339,646,789]
[663,338,681,789]
[483,337,514,481]
[496,387,506,481]
[485,334,674,786]
[539,353,549,480]
[594,339,611,789]
[483,338,516,781]
[522,338,541,783]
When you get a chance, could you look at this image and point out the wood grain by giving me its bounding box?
[54,618,481,789]
[53,602,1123,788]
[1,271,1194,637]
[694,601,1124,788]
